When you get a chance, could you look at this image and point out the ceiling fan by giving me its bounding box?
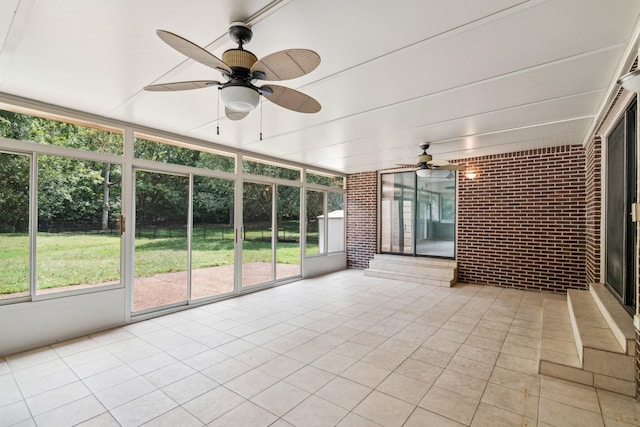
[144,22,321,121]
[398,143,465,177]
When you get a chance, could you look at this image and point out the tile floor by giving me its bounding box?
[1,269,640,426]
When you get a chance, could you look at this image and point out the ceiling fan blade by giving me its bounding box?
[143,80,220,92]
[252,49,320,81]
[436,164,466,171]
[261,85,321,113]
[225,107,249,121]
[156,30,231,74]
[427,159,450,167]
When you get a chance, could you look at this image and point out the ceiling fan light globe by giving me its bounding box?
[416,168,430,178]
[221,85,260,112]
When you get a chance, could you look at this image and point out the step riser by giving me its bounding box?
[589,283,635,355]
[364,269,454,287]
[583,347,635,381]
[368,260,456,280]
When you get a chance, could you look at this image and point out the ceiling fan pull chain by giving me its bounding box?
[217,88,221,135]
[260,96,263,141]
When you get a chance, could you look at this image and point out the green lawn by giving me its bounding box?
[0,230,301,295]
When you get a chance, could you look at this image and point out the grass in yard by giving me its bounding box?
[0,231,301,295]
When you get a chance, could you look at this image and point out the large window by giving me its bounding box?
[0,152,30,301]
[381,169,456,258]
[0,105,345,309]
[37,156,122,294]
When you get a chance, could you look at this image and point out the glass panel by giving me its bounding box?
[416,169,455,257]
[606,116,625,299]
[0,152,30,301]
[307,171,344,189]
[276,185,300,279]
[37,156,122,294]
[243,159,301,181]
[380,172,414,254]
[134,137,235,172]
[326,192,345,253]
[306,190,324,255]
[192,176,235,299]
[134,170,188,311]
[243,182,273,287]
[0,109,123,155]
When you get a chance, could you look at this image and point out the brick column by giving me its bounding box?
[346,172,377,269]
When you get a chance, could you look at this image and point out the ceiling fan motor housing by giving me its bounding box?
[417,153,432,164]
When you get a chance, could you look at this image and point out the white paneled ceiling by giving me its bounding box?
[0,0,639,173]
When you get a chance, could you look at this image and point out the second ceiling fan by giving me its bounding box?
[144,22,321,121]
[399,143,466,177]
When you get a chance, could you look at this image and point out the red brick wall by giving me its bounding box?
[346,172,377,269]
[456,146,587,292]
[585,136,602,284]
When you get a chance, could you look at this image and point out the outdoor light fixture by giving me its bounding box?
[220,85,260,112]
[465,170,477,179]
[618,70,640,92]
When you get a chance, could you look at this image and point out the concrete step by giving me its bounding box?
[364,254,457,287]
[538,289,636,397]
[589,283,635,356]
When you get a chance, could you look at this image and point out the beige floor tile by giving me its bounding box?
[284,365,335,393]
[311,350,358,374]
[34,395,106,427]
[538,397,605,427]
[141,406,202,427]
[409,346,454,368]
[207,400,277,427]
[333,341,375,360]
[500,341,540,361]
[341,361,391,388]
[201,358,252,384]
[495,353,538,375]
[455,343,500,365]
[360,348,406,371]
[403,407,465,427]
[76,412,121,426]
[540,376,600,413]
[250,381,309,417]
[316,376,372,410]
[434,369,487,400]
[471,402,535,427]
[465,334,504,352]
[481,382,538,420]
[377,338,420,357]
[446,354,494,381]
[161,372,218,405]
[394,358,442,384]
[489,366,540,396]
[376,372,431,404]
[226,368,280,398]
[353,390,415,427]
[336,412,382,426]
[596,389,640,425]
[283,395,349,427]
[182,386,244,424]
[109,390,178,426]
[419,386,480,425]
[256,355,305,379]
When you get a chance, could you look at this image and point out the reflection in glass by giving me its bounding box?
[192,176,235,299]
[243,182,273,287]
[380,172,414,254]
[306,190,324,255]
[37,156,122,294]
[134,170,188,311]
[0,153,30,300]
[416,170,455,257]
[276,185,301,279]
